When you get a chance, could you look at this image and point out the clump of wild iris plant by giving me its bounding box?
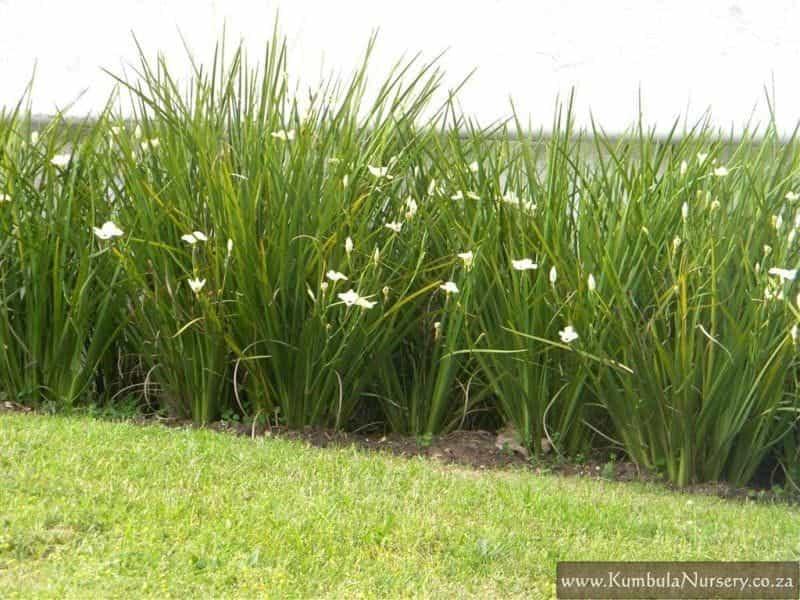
[2,31,800,489]
[0,106,128,409]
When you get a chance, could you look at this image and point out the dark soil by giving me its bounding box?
[2,401,794,503]
[172,416,792,503]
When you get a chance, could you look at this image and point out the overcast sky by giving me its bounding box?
[1,1,798,136]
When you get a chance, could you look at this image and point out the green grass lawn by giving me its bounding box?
[1,414,799,598]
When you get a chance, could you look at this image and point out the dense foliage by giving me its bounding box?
[1,35,799,487]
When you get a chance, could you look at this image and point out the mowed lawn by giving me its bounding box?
[1,414,798,598]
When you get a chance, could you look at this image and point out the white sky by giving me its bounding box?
[1,0,798,136]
